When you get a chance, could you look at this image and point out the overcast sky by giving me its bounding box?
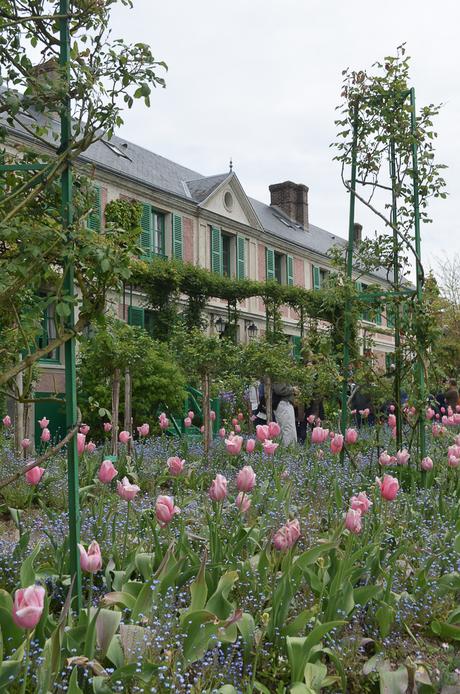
[110,0,459,274]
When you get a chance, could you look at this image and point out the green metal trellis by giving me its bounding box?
[340,88,426,462]
[0,2,81,609]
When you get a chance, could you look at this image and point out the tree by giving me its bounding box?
[77,319,186,449]
[0,0,167,393]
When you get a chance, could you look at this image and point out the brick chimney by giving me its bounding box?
[353,222,363,244]
[269,181,309,230]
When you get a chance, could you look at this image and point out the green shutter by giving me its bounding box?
[385,353,394,371]
[127,306,145,328]
[87,185,101,231]
[139,204,152,258]
[292,336,302,361]
[287,255,294,286]
[210,226,222,274]
[266,247,275,280]
[375,309,382,325]
[386,304,395,328]
[172,213,183,260]
[237,235,245,279]
[313,265,321,289]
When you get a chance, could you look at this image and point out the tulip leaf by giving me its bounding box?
[379,665,409,693]
[102,591,136,610]
[182,609,220,664]
[236,612,255,664]
[0,607,23,656]
[134,553,154,581]
[20,542,41,587]
[353,584,382,607]
[205,571,238,620]
[286,621,346,683]
[119,625,148,663]
[295,542,337,571]
[375,604,395,638]
[190,551,208,612]
[431,619,460,641]
[106,634,124,669]
[96,608,121,658]
[282,607,318,637]
[68,666,83,693]
[216,687,238,694]
[0,659,23,691]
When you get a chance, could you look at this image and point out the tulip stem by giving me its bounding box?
[20,630,30,694]
[122,500,130,563]
[88,572,94,615]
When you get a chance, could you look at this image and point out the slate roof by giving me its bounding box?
[185,173,229,203]
[2,100,389,279]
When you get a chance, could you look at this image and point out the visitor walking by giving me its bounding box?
[273,382,298,446]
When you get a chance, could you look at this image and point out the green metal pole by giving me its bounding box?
[389,140,403,449]
[60,0,82,611]
[340,102,359,457]
[410,87,426,461]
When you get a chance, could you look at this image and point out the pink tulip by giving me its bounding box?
[273,519,300,550]
[234,424,242,433]
[238,412,244,421]
[78,540,102,573]
[376,474,399,501]
[256,424,269,442]
[187,410,194,420]
[345,428,358,445]
[455,434,460,447]
[40,428,50,443]
[103,422,112,433]
[77,432,86,456]
[21,438,31,450]
[345,508,362,534]
[388,414,396,428]
[232,417,238,426]
[38,417,48,429]
[218,427,226,438]
[448,444,460,459]
[246,438,256,453]
[209,474,228,501]
[379,450,396,466]
[432,424,442,437]
[79,424,90,436]
[167,456,185,476]
[359,408,370,418]
[421,456,433,471]
[286,519,301,544]
[426,408,435,420]
[268,421,281,438]
[307,414,316,424]
[273,526,290,551]
[119,430,131,444]
[2,414,11,427]
[236,465,256,493]
[390,427,397,439]
[441,407,446,414]
[210,410,216,421]
[184,417,192,428]
[155,495,180,526]
[330,434,344,455]
[116,476,140,501]
[12,585,45,629]
[396,449,410,466]
[389,404,395,412]
[350,491,372,515]
[236,492,251,514]
[262,439,279,456]
[311,426,329,444]
[25,466,45,485]
[448,455,459,468]
[85,441,96,454]
[435,413,440,420]
[98,460,118,483]
[159,417,170,430]
[136,423,149,437]
[225,435,243,455]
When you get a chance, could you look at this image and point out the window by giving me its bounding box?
[87,185,102,232]
[274,252,284,284]
[37,303,60,363]
[312,265,329,289]
[127,305,155,337]
[266,248,293,285]
[210,227,245,278]
[140,203,166,259]
[222,233,232,277]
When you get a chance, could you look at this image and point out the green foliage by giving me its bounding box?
[77,318,186,433]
